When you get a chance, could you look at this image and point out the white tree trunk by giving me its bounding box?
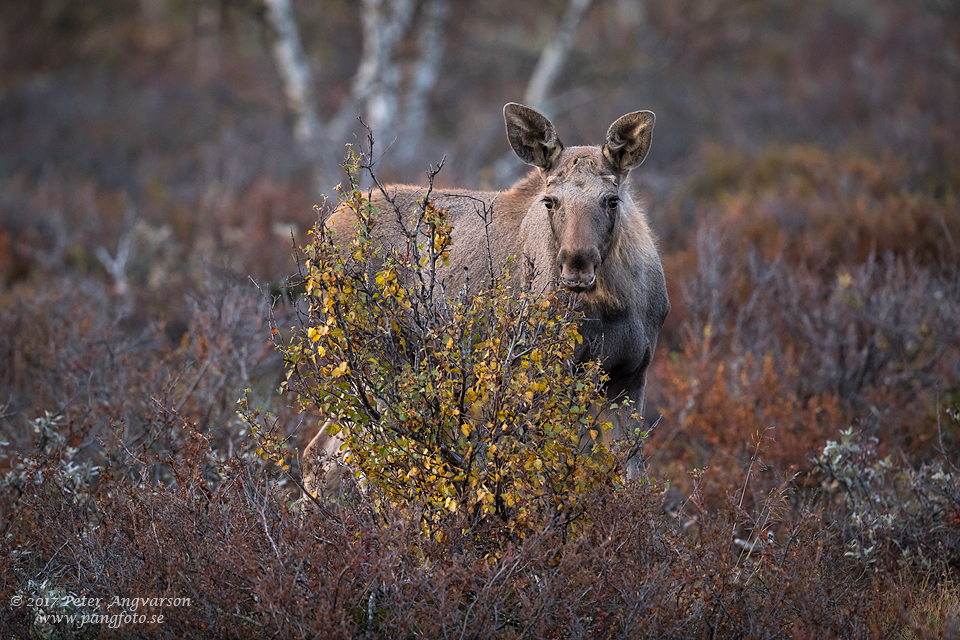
[329,0,418,144]
[523,0,593,111]
[264,0,590,193]
[264,0,341,195]
[398,0,451,162]
[494,0,595,185]
[263,0,323,149]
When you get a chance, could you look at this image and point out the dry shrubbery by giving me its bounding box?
[643,141,960,636]
[3,413,955,638]
[2,145,959,638]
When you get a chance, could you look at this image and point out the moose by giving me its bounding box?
[302,103,669,498]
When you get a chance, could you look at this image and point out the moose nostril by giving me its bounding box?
[558,249,600,276]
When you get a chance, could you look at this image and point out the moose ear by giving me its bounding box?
[602,110,655,174]
[504,103,564,171]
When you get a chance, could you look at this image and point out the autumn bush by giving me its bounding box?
[635,137,960,637]
[652,141,960,493]
[259,154,635,536]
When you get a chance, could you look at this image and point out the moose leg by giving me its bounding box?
[598,358,651,480]
[577,397,645,480]
[301,421,350,501]
[607,404,644,480]
[578,402,644,480]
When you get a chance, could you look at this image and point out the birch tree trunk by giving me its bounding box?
[266,0,448,195]
[397,0,452,162]
[494,0,595,185]
[263,0,335,195]
[264,0,588,194]
[328,0,418,145]
[522,0,593,111]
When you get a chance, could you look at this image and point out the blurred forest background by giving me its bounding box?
[2,0,960,637]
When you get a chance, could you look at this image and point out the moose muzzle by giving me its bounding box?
[557,247,601,292]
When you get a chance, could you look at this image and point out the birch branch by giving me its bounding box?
[97,230,133,297]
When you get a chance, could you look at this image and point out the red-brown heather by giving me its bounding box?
[2,1,958,637]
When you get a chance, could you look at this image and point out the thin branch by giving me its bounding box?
[0,396,16,420]
[96,230,133,296]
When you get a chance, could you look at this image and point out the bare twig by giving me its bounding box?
[0,396,15,420]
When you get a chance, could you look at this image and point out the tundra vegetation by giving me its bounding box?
[2,1,960,638]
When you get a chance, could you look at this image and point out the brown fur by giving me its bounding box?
[303,104,669,496]
[300,420,348,500]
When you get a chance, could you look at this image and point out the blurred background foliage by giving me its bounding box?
[2,0,957,294]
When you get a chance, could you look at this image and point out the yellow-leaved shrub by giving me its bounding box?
[283,157,620,531]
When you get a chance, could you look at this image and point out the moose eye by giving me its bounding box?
[542,197,555,211]
[607,196,620,210]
